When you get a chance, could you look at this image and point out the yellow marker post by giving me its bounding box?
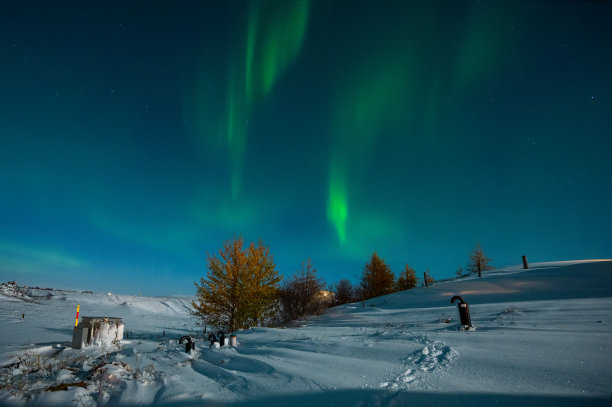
[75,305,80,327]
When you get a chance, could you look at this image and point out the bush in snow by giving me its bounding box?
[279,259,327,322]
[333,279,356,305]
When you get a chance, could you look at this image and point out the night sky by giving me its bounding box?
[1,1,611,296]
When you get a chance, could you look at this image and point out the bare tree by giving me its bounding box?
[279,259,326,322]
[334,279,355,305]
[466,242,494,278]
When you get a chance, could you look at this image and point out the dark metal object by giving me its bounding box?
[179,335,195,353]
[522,255,529,269]
[208,333,217,346]
[451,296,473,330]
[217,330,226,346]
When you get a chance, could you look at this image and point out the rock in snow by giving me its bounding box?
[0,281,33,302]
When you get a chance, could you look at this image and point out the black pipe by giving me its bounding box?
[179,335,194,353]
[217,330,226,346]
[450,295,465,304]
[208,333,217,346]
[450,296,472,329]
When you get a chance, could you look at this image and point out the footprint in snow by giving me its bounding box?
[381,339,457,390]
[413,341,456,372]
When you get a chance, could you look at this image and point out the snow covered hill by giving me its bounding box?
[1,260,611,406]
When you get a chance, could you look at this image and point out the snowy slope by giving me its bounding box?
[0,260,611,406]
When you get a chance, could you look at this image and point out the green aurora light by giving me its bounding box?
[1,0,610,295]
[226,0,310,199]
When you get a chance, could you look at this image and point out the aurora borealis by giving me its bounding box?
[1,1,611,295]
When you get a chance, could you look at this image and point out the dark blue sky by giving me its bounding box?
[1,1,611,295]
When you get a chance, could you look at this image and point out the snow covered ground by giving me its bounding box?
[1,260,611,406]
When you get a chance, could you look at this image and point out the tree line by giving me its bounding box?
[192,237,493,333]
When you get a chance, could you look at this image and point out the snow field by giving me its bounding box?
[0,260,611,406]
